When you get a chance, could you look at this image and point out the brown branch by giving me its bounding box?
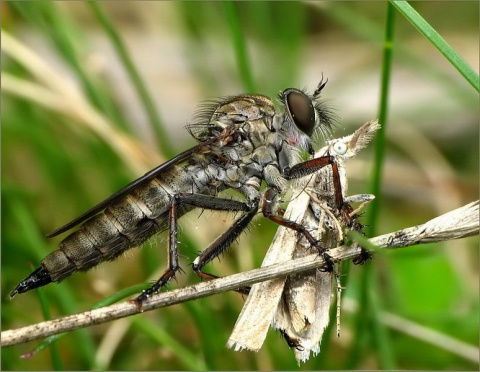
[2,200,478,348]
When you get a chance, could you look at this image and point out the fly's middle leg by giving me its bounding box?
[262,188,334,272]
[191,205,258,295]
[134,193,254,305]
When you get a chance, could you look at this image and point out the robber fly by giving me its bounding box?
[11,79,349,304]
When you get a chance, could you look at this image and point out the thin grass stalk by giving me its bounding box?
[223,2,256,93]
[392,1,479,92]
[347,2,397,369]
[369,3,397,369]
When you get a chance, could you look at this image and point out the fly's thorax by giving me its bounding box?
[187,93,275,143]
[210,94,276,127]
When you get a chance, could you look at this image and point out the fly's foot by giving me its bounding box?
[236,286,251,296]
[280,329,304,351]
[130,286,159,312]
[130,270,178,311]
[352,247,373,265]
[320,250,334,272]
[313,242,334,272]
[130,293,147,312]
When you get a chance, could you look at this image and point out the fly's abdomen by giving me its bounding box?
[45,184,174,282]
[11,179,176,296]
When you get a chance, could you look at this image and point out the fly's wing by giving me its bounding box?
[273,121,380,363]
[227,183,312,352]
[46,137,221,237]
[275,271,333,363]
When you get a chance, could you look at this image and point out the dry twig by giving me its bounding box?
[2,200,477,348]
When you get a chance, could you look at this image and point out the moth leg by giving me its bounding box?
[262,188,334,272]
[134,193,253,305]
[344,194,375,216]
[191,205,258,295]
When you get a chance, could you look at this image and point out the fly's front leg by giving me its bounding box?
[262,188,334,272]
[191,202,258,295]
[134,193,253,305]
[284,155,351,225]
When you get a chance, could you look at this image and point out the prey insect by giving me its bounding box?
[228,120,379,363]
[11,79,349,306]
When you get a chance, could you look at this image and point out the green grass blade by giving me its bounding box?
[133,317,208,370]
[368,4,395,234]
[9,2,131,130]
[392,1,479,92]
[223,2,256,93]
[88,2,174,157]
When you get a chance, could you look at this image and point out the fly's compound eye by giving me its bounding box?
[332,141,347,155]
[284,89,315,137]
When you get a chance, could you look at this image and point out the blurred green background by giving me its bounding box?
[2,2,478,370]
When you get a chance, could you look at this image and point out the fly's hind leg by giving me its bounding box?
[133,193,253,306]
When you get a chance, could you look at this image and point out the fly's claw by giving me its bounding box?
[352,248,373,265]
[130,288,157,312]
[312,241,334,272]
[130,294,147,312]
[280,329,304,351]
[131,270,178,311]
[320,249,334,272]
[339,203,355,227]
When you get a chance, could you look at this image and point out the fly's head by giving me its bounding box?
[275,78,335,155]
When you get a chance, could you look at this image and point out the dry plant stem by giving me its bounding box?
[1,245,356,347]
[2,201,478,348]
[370,200,479,248]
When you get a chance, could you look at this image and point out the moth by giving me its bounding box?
[228,120,380,363]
